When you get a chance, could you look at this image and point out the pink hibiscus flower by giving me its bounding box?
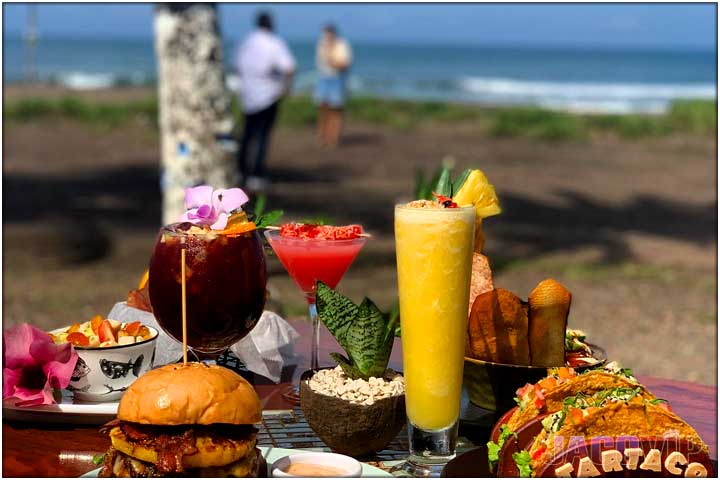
[3,324,78,406]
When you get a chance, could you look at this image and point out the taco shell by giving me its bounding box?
[506,371,653,432]
[528,401,709,473]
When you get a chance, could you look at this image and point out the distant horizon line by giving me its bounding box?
[3,31,716,54]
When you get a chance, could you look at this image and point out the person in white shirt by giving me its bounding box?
[235,12,296,190]
[314,24,352,148]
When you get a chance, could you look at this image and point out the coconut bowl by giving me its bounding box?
[464,343,607,412]
[299,368,406,458]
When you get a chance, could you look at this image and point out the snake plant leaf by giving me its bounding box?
[316,281,358,347]
[330,353,365,379]
[316,282,397,380]
[387,302,401,337]
[343,298,393,379]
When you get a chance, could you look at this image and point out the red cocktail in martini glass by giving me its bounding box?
[265,224,366,401]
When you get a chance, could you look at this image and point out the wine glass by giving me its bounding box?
[148,223,267,360]
[264,229,366,403]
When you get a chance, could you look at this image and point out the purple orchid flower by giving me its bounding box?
[179,185,250,230]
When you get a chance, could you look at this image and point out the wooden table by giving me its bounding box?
[3,321,717,477]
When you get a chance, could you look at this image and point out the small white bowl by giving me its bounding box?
[51,326,158,402]
[271,452,363,478]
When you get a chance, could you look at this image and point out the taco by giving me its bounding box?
[487,363,651,470]
[515,387,709,477]
[509,362,648,432]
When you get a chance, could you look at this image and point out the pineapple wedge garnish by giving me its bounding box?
[452,169,501,252]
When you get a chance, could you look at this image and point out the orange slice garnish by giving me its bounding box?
[219,221,257,237]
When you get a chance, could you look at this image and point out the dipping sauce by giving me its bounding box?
[284,463,347,477]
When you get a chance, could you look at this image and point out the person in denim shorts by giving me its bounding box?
[314,24,352,147]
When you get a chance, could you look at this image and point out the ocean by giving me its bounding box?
[4,35,716,114]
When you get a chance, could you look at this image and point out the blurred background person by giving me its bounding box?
[235,11,296,191]
[315,24,352,148]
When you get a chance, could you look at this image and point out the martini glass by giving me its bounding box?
[264,229,366,402]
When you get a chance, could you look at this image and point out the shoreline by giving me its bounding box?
[4,84,715,142]
[4,81,716,116]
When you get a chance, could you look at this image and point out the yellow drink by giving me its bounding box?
[395,205,475,431]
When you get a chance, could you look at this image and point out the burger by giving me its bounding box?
[99,363,264,477]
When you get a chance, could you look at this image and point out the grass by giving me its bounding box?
[4,96,158,128]
[493,256,691,284]
[4,94,716,142]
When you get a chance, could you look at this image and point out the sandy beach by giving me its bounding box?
[3,85,716,385]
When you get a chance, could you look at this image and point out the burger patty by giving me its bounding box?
[101,421,257,474]
[100,447,261,478]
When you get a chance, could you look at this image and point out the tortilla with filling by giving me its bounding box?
[507,369,651,432]
[526,395,708,476]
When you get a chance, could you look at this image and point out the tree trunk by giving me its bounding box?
[154,3,236,225]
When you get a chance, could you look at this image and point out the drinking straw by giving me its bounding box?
[181,248,187,365]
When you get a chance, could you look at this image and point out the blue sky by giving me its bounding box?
[3,3,716,49]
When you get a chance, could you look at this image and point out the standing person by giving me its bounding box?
[235,12,296,191]
[315,24,352,148]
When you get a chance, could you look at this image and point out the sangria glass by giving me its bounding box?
[148,223,267,359]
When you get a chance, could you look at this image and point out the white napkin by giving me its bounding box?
[106,302,299,383]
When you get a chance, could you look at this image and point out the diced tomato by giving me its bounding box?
[124,321,142,337]
[67,332,90,347]
[533,384,546,408]
[516,384,533,398]
[99,320,117,343]
[569,408,584,425]
[90,315,104,334]
[67,323,81,333]
[532,445,547,461]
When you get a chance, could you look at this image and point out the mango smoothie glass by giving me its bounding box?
[394,203,475,475]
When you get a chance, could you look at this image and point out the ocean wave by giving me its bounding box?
[457,76,716,101]
[56,71,152,90]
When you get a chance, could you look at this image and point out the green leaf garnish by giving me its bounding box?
[255,209,283,229]
[316,282,399,380]
[248,193,283,229]
[452,168,472,195]
[512,450,533,478]
[92,453,105,466]
[433,166,452,197]
[487,424,516,469]
[254,193,267,218]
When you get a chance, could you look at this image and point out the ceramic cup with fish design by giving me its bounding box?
[50,326,158,402]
